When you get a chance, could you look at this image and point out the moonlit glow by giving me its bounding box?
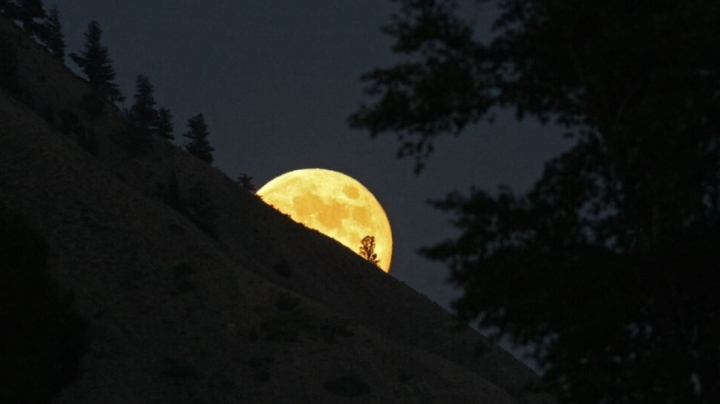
[257,168,393,272]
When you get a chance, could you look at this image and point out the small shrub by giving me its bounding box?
[323,375,371,397]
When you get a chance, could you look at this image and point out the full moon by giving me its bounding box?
[257,168,393,272]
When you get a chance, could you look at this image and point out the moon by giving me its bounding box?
[257,168,393,272]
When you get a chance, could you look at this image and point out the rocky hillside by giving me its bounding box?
[0,16,552,404]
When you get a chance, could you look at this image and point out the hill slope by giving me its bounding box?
[0,15,552,404]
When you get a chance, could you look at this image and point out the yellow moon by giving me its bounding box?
[257,168,393,272]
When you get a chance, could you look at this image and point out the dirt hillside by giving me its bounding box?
[0,15,552,404]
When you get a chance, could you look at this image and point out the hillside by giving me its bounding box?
[0,15,552,404]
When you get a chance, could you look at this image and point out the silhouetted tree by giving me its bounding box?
[0,1,20,19]
[359,235,379,266]
[128,74,158,130]
[16,0,45,37]
[183,113,214,164]
[352,1,720,403]
[0,204,87,403]
[156,107,174,140]
[237,173,256,192]
[70,21,124,103]
[39,4,65,61]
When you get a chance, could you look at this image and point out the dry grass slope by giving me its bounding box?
[0,15,553,404]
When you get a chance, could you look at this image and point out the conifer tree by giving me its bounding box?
[183,113,214,164]
[70,21,124,103]
[39,4,64,61]
[17,0,45,36]
[156,107,174,140]
[128,74,157,130]
[359,235,380,266]
[0,1,20,19]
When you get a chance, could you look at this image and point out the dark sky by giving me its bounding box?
[54,0,568,323]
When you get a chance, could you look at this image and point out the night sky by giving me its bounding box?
[53,0,569,314]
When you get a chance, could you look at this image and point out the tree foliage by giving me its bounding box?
[0,204,87,403]
[38,4,64,61]
[128,74,158,130]
[183,113,214,164]
[70,21,124,103]
[352,1,720,403]
[16,0,45,37]
[359,235,380,266]
[156,107,174,140]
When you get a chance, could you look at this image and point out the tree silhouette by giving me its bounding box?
[352,1,720,403]
[0,204,87,403]
[70,21,124,103]
[38,5,65,61]
[128,74,158,131]
[0,1,20,19]
[156,107,174,140]
[16,0,45,37]
[183,113,214,164]
[237,173,256,192]
[359,235,379,266]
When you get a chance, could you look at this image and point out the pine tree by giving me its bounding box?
[17,0,45,37]
[237,173,256,192]
[70,21,124,103]
[183,113,214,164]
[156,107,174,140]
[39,5,65,61]
[0,0,20,20]
[128,74,158,130]
[359,235,380,266]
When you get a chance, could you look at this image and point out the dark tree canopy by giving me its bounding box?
[38,4,65,61]
[352,1,720,403]
[359,235,380,266]
[128,74,158,130]
[70,21,124,103]
[156,107,174,140]
[183,113,214,164]
[0,204,87,403]
[16,0,45,36]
